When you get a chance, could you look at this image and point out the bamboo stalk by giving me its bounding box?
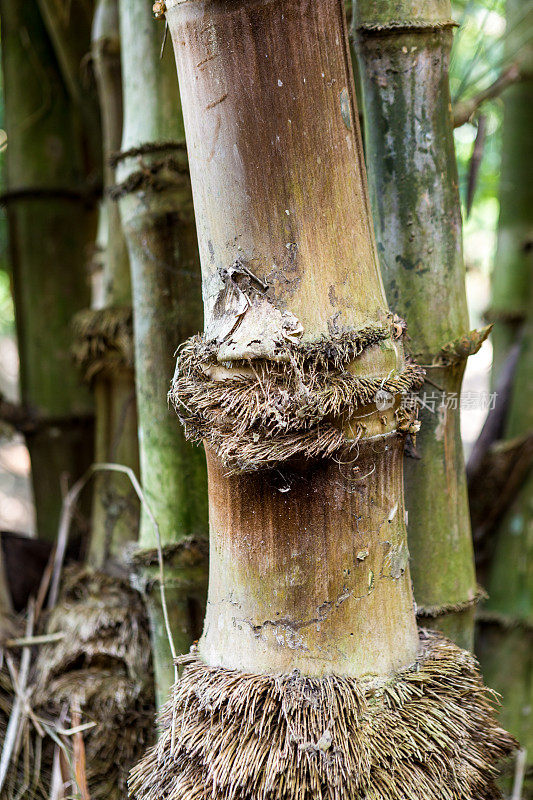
[36,0,102,180]
[352,0,479,649]
[0,0,96,545]
[83,0,140,569]
[489,0,533,384]
[130,2,514,797]
[477,5,533,784]
[165,0,417,676]
[117,0,208,706]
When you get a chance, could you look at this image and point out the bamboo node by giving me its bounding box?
[108,154,189,199]
[72,306,134,381]
[415,585,488,619]
[109,141,187,168]
[356,19,459,35]
[130,537,209,569]
[169,328,424,472]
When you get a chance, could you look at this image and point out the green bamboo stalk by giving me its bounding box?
[476,1,533,784]
[489,0,533,383]
[82,0,140,569]
[36,0,102,182]
[352,0,479,649]
[117,0,208,707]
[477,301,532,787]
[0,0,96,545]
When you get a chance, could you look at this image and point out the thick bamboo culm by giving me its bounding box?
[117,0,208,707]
[352,0,480,649]
[0,0,96,545]
[130,2,514,799]
[165,0,418,678]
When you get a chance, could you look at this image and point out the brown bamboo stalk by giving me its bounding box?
[165,0,417,677]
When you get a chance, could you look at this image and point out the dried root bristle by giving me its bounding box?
[129,629,515,800]
[170,331,424,473]
[34,568,155,800]
[72,306,134,381]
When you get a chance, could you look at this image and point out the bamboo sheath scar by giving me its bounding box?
[130,2,515,798]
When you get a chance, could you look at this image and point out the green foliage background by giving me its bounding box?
[452,0,506,278]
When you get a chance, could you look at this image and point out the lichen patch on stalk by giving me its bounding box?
[129,629,515,800]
